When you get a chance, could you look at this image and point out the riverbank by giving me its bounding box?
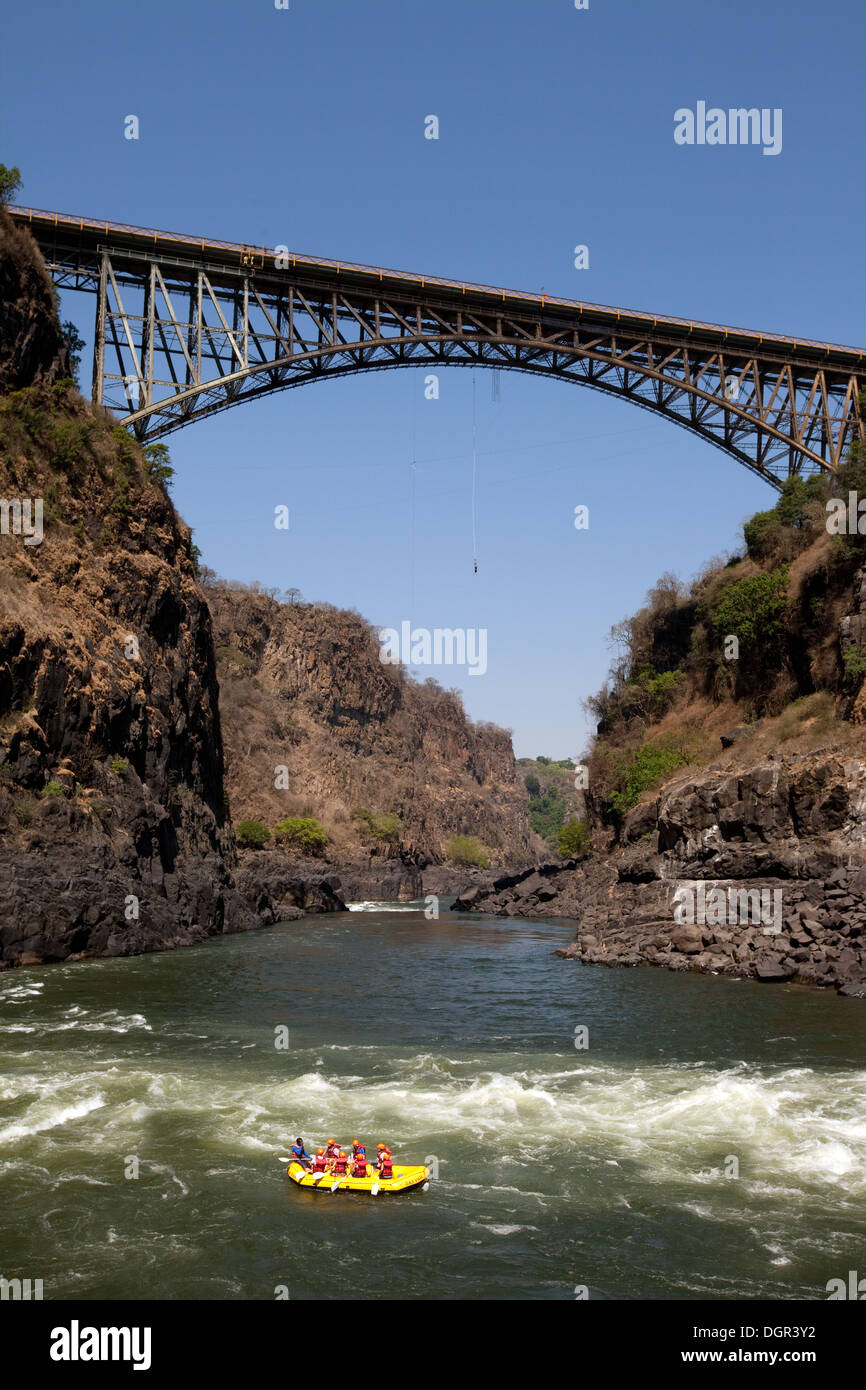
[455,751,866,999]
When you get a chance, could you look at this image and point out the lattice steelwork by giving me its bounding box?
[12,207,866,486]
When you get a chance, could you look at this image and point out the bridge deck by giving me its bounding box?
[10,205,865,371]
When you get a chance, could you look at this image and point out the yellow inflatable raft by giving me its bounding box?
[287,1161,429,1194]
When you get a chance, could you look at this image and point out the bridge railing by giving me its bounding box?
[9,206,866,361]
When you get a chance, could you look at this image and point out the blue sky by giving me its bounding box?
[3,0,864,757]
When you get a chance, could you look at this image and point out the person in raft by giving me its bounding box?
[311,1148,328,1174]
[332,1149,349,1177]
[290,1138,312,1170]
[324,1138,338,1165]
[375,1143,394,1179]
[351,1142,368,1178]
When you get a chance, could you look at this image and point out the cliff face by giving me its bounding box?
[206,582,532,895]
[0,208,70,392]
[0,215,260,966]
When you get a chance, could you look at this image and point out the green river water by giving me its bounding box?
[1,904,865,1301]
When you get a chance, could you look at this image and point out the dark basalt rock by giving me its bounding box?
[455,752,866,998]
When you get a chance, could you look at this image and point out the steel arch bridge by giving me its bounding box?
[11,206,866,487]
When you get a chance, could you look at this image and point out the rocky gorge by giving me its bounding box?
[0,206,532,966]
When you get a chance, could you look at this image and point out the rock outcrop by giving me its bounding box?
[455,752,866,997]
[0,207,70,392]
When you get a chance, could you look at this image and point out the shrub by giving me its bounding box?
[273,816,327,853]
[236,819,271,850]
[13,795,36,826]
[710,566,790,652]
[215,644,254,673]
[446,834,490,868]
[351,807,403,841]
[110,757,128,775]
[42,780,65,798]
[843,644,866,692]
[558,819,591,857]
[607,738,690,819]
[743,476,828,560]
[620,665,684,719]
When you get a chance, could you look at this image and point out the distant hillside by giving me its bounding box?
[517,756,586,851]
[205,578,534,888]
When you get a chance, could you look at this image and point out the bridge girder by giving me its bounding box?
[14,208,866,487]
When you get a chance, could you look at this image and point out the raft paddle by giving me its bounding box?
[370,1173,380,1196]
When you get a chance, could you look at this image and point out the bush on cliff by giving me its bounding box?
[607,737,690,819]
[236,819,271,850]
[743,475,828,561]
[447,834,490,868]
[273,816,327,854]
[352,808,403,843]
[708,564,791,653]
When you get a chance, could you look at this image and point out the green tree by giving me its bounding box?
[0,164,22,206]
[558,819,591,857]
[142,442,175,488]
[61,321,86,383]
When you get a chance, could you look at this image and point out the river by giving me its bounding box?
[1,905,864,1301]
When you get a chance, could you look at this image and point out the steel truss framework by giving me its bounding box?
[12,208,866,486]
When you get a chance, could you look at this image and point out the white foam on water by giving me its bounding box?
[0,1093,106,1143]
[0,981,45,1002]
[0,1009,151,1036]
[52,1174,111,1188]
[471,1223,539,1236]
[347,901,425,912]
[2,1040,864,1216]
